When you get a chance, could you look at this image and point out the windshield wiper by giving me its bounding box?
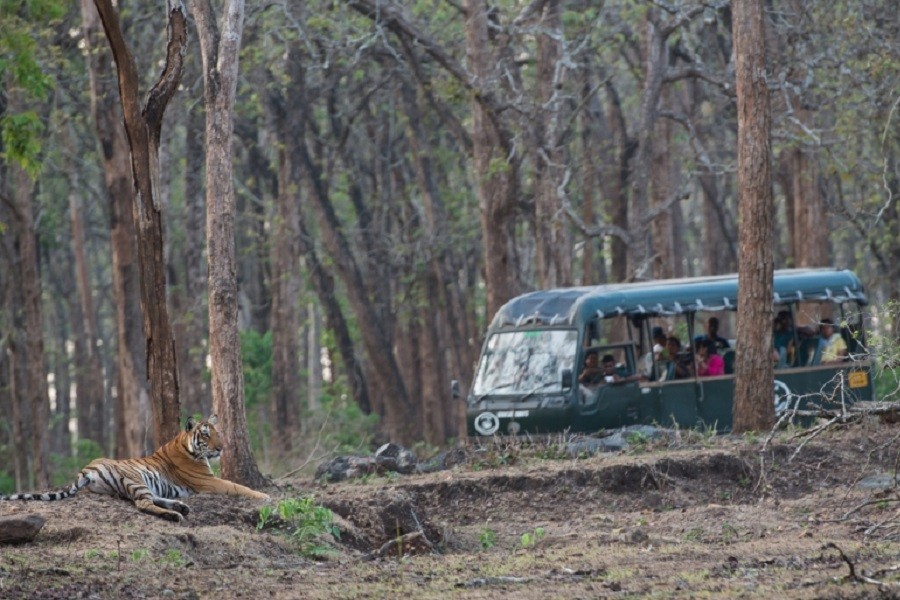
[476,382,518,401]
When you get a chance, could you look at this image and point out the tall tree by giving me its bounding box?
[464,0,519,317]
[93,0,185,447]
[80,0,153,458]
[732,0,775,433]
[10,133,51,488]
[267,46,304,450]
[192,0,266,487]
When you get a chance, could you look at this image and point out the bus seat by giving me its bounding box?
[722,349,736,375]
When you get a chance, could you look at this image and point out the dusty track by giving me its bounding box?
[2,418,900,598]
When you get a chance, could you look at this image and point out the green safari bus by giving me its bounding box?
[460,268,874,437]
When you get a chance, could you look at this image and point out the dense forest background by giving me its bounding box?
[0,0,897,490]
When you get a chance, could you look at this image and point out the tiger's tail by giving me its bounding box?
[0,473,92,502]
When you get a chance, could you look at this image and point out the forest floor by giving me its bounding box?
[3,417,900,599]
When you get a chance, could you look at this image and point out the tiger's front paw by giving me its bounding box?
[257,492,271,502]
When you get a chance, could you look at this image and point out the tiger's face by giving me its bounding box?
[185,415,223,460]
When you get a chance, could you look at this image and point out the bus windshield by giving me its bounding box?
[472,329,578,397]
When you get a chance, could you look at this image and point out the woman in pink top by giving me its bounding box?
[695,339,724,377]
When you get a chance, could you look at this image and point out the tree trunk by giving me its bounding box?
[93,0,185,448]
[732,0,775,433]
[534,0,572,288]
[268,50,304,449]
[628,10,667,280]
[465,0,518,317]
[192,0,265,487]
[177,97,211,420]
[13,157,51,488]
[68,178,108,451]
[650,87,675,280]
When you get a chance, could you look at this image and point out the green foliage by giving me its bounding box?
[0,0,65,176]
[131,549,149,562]
[258,496,341,559]
[520,527,545,549]
[161,549,186,568]
[479,527,496,550]
[315,376,379,453]
[0,111,43,177]
[241,329,273,409]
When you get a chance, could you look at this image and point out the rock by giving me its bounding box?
[374,443,417,474]
[0,514,47,544]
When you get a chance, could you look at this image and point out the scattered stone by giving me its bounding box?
[316,444,470,481]
[567,425,668,456]
[374,443,417,474]
[856,473,897,489]
[0,514,47,544]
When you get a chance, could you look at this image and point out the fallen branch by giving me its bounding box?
[826,542,900,587]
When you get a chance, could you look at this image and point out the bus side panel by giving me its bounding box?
[654,381,700,429]
[775,364,874,410]
[695,378,736,430]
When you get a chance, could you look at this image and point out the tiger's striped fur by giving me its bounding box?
[0,415,269,522]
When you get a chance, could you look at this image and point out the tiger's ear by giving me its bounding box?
[186,416,197,431]
[207,414,218,426]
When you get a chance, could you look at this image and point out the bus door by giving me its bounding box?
[579,379,644,429]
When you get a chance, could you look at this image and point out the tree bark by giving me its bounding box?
[732,0,775,433]
[534,0,572,288]
[192,0,265,487]
[79,5,155,454]
[268,49,304,449]
[67,173,108,451]
[93,0,185,448]
[465,0,518,318]
[13,155,50,488]
[171,94,210,422]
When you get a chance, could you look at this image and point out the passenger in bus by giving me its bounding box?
[641,326,669,379]
[773,310,796,365]
[662,336,692,380]
[578,351,605,385]
[695,339,724,377]
[599,354,624,384]
[819,318,848,363]
[694,316,730,351]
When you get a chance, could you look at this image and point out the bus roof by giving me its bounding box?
[490,268,867,328]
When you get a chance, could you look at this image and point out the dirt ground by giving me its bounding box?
[3,418,900,599]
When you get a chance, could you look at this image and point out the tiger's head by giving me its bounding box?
[185,415,223,461]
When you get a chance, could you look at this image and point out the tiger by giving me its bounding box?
[0,415,270,522]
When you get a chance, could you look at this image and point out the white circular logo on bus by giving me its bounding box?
[773,380,793,414]
[474,411,500,435]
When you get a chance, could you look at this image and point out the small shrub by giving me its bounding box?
[259,497,341,559]
[479,527,496,550]
[520,527,545,549]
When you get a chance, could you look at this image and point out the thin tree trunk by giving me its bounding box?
[192,0,265,486]
[534,0,572,288]
[68,175,107,451]
[732,0,775,433]
[465,0,518,317]
[180,97,211,420]
[268,51,304,449]
[93,0,185,448]
[13,158,50,488]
